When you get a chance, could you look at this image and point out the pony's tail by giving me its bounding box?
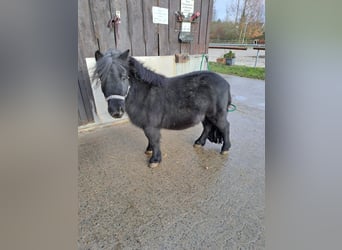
[227,85,232,110]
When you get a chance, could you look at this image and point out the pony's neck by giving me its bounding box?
[128,57,165,86]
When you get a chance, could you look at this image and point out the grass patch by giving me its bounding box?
[208,62,265,80]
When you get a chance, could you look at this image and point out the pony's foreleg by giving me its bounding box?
[145,141,153,155]
[194,118,213,147]
[143,127,162,168]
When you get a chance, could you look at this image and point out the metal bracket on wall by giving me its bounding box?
[174,10,200,43]
[178,32,194,43]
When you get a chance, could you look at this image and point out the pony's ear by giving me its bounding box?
[95,50,103,61]
[119,49,130,61]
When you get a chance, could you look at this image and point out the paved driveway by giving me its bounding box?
[78,75,265,249]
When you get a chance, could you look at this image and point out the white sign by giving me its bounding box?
[181,0,194,17]
[181,22,191,32]
[152,6,168,24]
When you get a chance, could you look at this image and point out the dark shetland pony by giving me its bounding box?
[94,49,232,168]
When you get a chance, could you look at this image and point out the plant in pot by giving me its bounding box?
[223,50,236,66]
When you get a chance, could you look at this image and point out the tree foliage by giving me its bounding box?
[210,21,240,42]
[210,0,265,43]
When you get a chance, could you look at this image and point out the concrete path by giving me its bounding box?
[78,75,265,249]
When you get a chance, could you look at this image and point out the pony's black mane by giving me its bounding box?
[93,50,125,86]
[128,57,166,86]
[93,49,166,87]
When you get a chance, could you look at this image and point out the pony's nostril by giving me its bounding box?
[109,110,124,118]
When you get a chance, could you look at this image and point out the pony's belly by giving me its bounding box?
[162,114,204,130]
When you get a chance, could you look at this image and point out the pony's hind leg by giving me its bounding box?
[194,118,212,147]
[218,119,231,154]
[211,114,231,154]
[143,127,162,168]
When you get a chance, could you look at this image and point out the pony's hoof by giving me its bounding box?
[145,150,153,155]
[193,143,203,148]
[149,162,160,168]
[220,150,229,155]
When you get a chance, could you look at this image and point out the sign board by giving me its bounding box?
[181,22,191,32]
[181,0,194,17]
[152,6,168,24]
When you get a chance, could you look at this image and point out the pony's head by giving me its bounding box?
[94,49,130,118]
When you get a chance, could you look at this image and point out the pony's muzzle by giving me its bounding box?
[111,112,124,118]
[108,100,125,118]
[109,106,124,118]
